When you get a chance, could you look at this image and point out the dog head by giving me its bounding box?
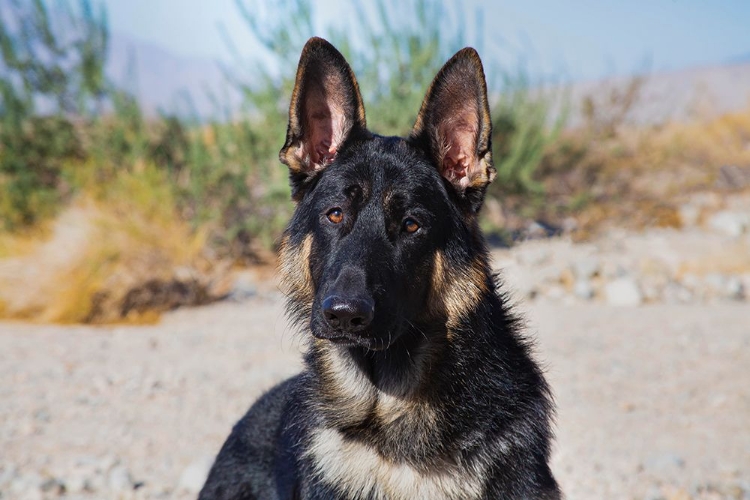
[278,37,494,350]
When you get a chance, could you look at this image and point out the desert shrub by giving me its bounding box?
[231,0,565,233]
[0,0,106,229]
[2,0,563,249]
[490,79,567,197]
[0,0,570,321]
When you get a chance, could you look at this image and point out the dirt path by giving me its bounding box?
[1,274,749,499]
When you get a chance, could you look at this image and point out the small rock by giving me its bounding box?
[525,221,551,239]
[663,282,693,304]
[39,477,63,494]
[741,274,750,298]
[178,456,214,494]
[641,284,662,303]
[9,473,43,499]
[697,273,746,301]
[33,408,51,423]
[707,211,749,237]
[604,277,642,306]
[678,203,701,227]
[725,276,745,300]
[573,280,595,300]
[571,257,600,280]
[644,452,686,472]
[229,270,258,302]
[561,217,578,233]
[86,472,106,493]
[704,273,727,292]
[681,273,701,290]
[64,473,91,494]
[544,284,567,301]
[108,465,133,492]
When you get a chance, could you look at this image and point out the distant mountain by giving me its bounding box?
[564,61,750,127]
[106,32,243,118]
[102,32,749,125]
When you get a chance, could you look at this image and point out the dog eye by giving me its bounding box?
[403,218,420,234]
[326,208,344,224]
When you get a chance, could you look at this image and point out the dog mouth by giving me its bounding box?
[312,329,391,351]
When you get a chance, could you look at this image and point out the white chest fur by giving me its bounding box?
[306,427,486,500]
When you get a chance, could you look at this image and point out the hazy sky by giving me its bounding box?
[100,0,750,81]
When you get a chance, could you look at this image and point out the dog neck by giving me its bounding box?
[308,327,447,408]
[302,318,496,498]
[305,318,456,442]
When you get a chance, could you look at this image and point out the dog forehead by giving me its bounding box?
[326,137,444,198]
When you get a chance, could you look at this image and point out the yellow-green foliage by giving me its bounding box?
[0,162,208,323]
[0,0,573,323]
[535,102,750,236]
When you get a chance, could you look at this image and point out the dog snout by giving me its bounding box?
[322,295,374,332]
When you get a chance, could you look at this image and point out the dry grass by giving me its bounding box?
[4,102,749,324]
[537,103,750,238]
[0,162,229,324]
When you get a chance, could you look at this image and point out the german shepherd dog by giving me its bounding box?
[200,37,560,500]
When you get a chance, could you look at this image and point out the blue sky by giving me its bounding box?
[101,0,750,82]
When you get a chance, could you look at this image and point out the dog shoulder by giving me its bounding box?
[199,375,304,500]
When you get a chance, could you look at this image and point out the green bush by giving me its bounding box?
[0,0,106,229]
[1,0,566,255]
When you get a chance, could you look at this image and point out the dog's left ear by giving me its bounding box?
[410,48,495,213]
[280,37,368,200]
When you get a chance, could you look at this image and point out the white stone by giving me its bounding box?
[107,465,132,492]
[678,203,701,227]
[704,273,728,294]
[725,277,745,300]
[573,280,595,300]
[572,257,600,280]
[707,211,749,237]
[545,284,567,301]
[643,452,685,472]
[605,277,642,306]
[64,473,90,494]
[663,282,693,304]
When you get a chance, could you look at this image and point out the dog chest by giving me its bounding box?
[306,427,486,500]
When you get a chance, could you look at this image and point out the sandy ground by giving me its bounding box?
[1,271,749,499]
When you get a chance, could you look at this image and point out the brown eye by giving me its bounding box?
[403,218,420,234]
[327,208,344,224]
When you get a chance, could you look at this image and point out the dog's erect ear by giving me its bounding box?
[410,48,495,213]
[280,37,367,199]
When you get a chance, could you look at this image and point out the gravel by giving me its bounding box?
[1,225,749,499]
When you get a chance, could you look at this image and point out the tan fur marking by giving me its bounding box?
[315,341,376,426]
[316,337,439,435]
[372,342,438,427]
[430,250,487,330]
[307,428,486,500]
[278,233,314,306]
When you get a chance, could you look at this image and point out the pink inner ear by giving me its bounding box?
[303,86,350,171]
[440,118,478,189]
[309,109,338,168]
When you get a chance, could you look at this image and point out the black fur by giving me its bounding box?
[200,37,561,500]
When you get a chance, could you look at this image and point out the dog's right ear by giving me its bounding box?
[279,37,367,200]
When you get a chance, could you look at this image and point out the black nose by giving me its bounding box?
[322,295,374,332]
